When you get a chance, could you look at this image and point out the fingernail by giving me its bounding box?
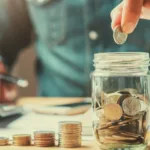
[122,22,135,34]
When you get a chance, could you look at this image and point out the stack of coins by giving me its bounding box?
[34,131,55,147]
[13,134,31,146]
[58,121,82,148]
[0,137,9,146]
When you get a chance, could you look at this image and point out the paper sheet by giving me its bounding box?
[1,108,93,140]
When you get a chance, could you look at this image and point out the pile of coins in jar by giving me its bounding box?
[93,88,149,147]
[0,121,82,148]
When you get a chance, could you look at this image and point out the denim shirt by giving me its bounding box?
[26,0,150,97]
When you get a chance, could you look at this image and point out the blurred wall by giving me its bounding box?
[11,45,37,97]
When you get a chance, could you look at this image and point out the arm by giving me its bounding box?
[0,0,33,103]
[0,0,33,70]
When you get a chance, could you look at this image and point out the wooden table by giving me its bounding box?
[17,97,86,106]
[0,141,150,150]
[0,141,95,150]
[0,97,150,150]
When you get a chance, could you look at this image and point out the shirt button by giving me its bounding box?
[89,31,98,40]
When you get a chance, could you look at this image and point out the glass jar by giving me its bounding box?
[92,52,150,150]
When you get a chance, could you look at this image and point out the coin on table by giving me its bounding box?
[104,103,123,121]
[59,121,82,133]
[34,131,55,147]
[34,131,55,138]
[113,25,128,44]
[13,134,31,146]
[58,143,81,148]
[13,134,31,140]
[58,122,82,148]
[122,97,141,116]
[0,137,9,146]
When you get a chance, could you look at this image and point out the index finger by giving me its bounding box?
[122,0,144,34]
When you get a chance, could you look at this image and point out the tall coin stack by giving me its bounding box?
[0,137,9,146]
[34,131,55,147]
[13,134,31,146]
[58,121,82,148]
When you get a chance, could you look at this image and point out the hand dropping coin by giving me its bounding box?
[113,25,128,44]
[104,103,123,121]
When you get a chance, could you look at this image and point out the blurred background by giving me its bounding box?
[11,45,36,97]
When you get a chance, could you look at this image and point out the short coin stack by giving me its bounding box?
[34,131,55,147]
[0,137,9,146]
[58,121,82,148]
[13,134,31,146]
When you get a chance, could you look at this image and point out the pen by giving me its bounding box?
[0,74,29,88]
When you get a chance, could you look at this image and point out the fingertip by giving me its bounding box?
[122,21,138,34]
[111,21,117,30]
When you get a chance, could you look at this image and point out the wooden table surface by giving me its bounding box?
[17,97,86,106]
[0,141,150,150]
[0,97,150,150]
[0,141,95,150]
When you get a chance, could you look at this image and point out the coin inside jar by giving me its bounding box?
[106,93,121,104]
[113,25,128,44]
[104,103,123,121]
[117,94,131,106]
[122,97,141,116]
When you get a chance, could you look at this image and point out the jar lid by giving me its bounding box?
[93,52,150,76]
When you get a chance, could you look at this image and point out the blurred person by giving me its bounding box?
[1,0,150,103]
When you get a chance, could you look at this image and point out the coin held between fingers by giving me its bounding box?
[113,25,128,44]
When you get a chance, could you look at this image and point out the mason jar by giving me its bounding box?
[92,52,150,150]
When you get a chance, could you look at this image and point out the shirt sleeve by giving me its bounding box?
[0,0,33,70]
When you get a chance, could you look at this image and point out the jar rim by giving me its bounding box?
[93,52,149,76]
[94,52,149,58]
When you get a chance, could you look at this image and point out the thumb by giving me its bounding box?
[111,2,123,30]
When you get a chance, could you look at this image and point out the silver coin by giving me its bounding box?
[122,97,141,116]
[113,25,128,44]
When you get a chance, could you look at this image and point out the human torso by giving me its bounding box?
[26,0,150,96]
